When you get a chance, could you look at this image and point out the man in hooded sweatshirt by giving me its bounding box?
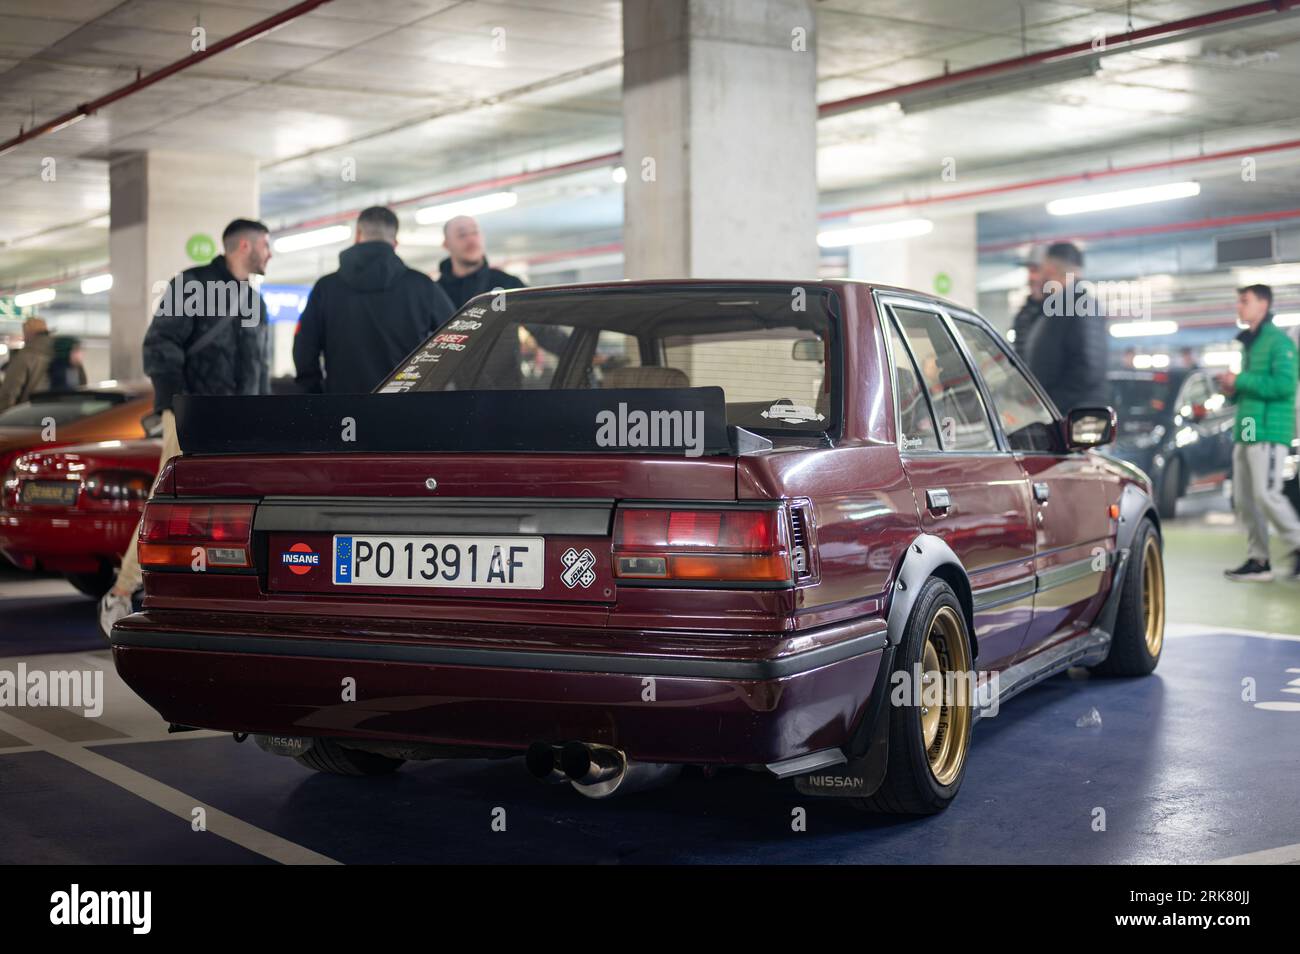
[294,206,454,394]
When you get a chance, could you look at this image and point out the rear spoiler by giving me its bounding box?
[175,388,767,458]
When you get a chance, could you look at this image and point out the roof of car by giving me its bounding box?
[476,279,978,316]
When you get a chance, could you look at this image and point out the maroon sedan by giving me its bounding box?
[110,282,1164,814]
[0,438,160,596]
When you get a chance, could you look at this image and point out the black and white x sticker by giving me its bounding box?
[561,547,597,589]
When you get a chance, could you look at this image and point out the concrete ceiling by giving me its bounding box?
[3,0,1300,290]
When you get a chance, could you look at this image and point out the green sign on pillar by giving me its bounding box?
[933,272,952,296]
[186,233,217,263]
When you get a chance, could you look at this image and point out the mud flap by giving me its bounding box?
[793,643,896,799]
[253,734,315,758]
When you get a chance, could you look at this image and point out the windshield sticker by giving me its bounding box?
[432,332,470,352]
[761,404,825,424]
[378,382,413,393]
[445,317,482,332]
[595,402,706,458]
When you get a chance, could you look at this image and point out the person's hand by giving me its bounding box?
[1216,371,1236,394]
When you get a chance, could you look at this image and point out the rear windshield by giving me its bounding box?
[0,395,118,428]
[379,287,841,434]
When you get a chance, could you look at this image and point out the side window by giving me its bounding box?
[883,314,940,451]
[954,319,1060,453]
[892,306,997,451]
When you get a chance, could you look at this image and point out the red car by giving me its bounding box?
[110,282,1164,814]
[0,383,153,477]
[0,438,160,596]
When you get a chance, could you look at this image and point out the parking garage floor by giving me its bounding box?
[2,494,1298,865]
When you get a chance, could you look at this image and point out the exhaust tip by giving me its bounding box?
[525,742,563,781]
[559,741,596,781]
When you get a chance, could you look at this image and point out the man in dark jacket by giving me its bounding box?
[1010,242,1108,414]
[294,206,455,394]
[437,215,525,308]
[101,218,271,634]
[437,215,570,387]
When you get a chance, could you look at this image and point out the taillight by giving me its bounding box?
[613,507,790,583]
[84,470,153,502]
[139,501,255,569]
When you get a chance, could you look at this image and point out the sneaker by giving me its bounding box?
[98,590,134,640]
[1289,551,1300,581]
[1224,558,1273,582]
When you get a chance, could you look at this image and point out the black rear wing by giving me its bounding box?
[174,388,768,458]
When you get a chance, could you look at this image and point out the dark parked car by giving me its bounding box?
[110,282,1163,815]
[1105,368,1234,517]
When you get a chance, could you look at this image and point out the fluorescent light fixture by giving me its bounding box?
[1273,312,1300,327]
[80,273,113,295]
[817,218,934,248]
[1132,353,1170,369]
[414,191,518,226]
[611,166,628,184]
[14,287,56,307]
[272,225,352,254]
[1109,320,1178,338]
[1047,181,1200,216]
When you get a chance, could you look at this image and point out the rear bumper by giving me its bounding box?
[0,511,136,572]
[110,610,886,766]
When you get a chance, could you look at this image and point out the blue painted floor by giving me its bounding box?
[2,508,1298,864]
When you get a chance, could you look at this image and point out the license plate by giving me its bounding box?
[332,535,545,589]
[20,481,78,506]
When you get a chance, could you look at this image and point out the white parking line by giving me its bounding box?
[1209,842,1300,865]
[1166,621,1300,642]
[0,709,340,865]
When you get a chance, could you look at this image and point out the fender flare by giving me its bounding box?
[1116,480,1161,553]
[886,533,976,658]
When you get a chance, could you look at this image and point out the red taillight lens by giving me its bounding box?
[139,501,254,569]
[613,508,789,583]
[84,470,153,502]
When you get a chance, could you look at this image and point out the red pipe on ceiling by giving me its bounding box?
[820,138,1300,221]
[978,206,1300,254]
[0,0,336,159]
[817,0,1300,117]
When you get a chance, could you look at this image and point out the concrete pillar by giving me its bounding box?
[848,214,978,311]
[108,151,259,381]
[622,0,818,279]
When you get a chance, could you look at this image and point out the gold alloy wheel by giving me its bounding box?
[1141,535,1166,657]
[918,605,972,787]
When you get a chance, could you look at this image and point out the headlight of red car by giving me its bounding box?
[83,470,154,502]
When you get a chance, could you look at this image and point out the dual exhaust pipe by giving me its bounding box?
[526,741,681,798]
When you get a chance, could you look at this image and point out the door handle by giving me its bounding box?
[1033,482,1050,503]
[926,488,951,512]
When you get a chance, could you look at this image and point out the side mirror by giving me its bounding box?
[1066,406,1117,449]
[791,339,822,362]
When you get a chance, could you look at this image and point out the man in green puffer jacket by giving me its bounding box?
[1220,284,1300,581]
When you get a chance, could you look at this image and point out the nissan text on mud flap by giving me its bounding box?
[108,281,1163,814]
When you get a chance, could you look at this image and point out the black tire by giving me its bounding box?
[65,567,116,599]
[1155,457,1181,519]
[852,577,974,815]
[293,739,405,776]
[1091,518,1164,677]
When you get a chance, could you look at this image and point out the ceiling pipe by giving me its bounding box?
[820,137,1300,221]
[281,151,623,233]
[0,0,336,159]
[818,0,1300,118]
[978,206,1300,254]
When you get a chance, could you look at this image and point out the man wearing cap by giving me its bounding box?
[0,317,54,410]
[1010,242,1109,414]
